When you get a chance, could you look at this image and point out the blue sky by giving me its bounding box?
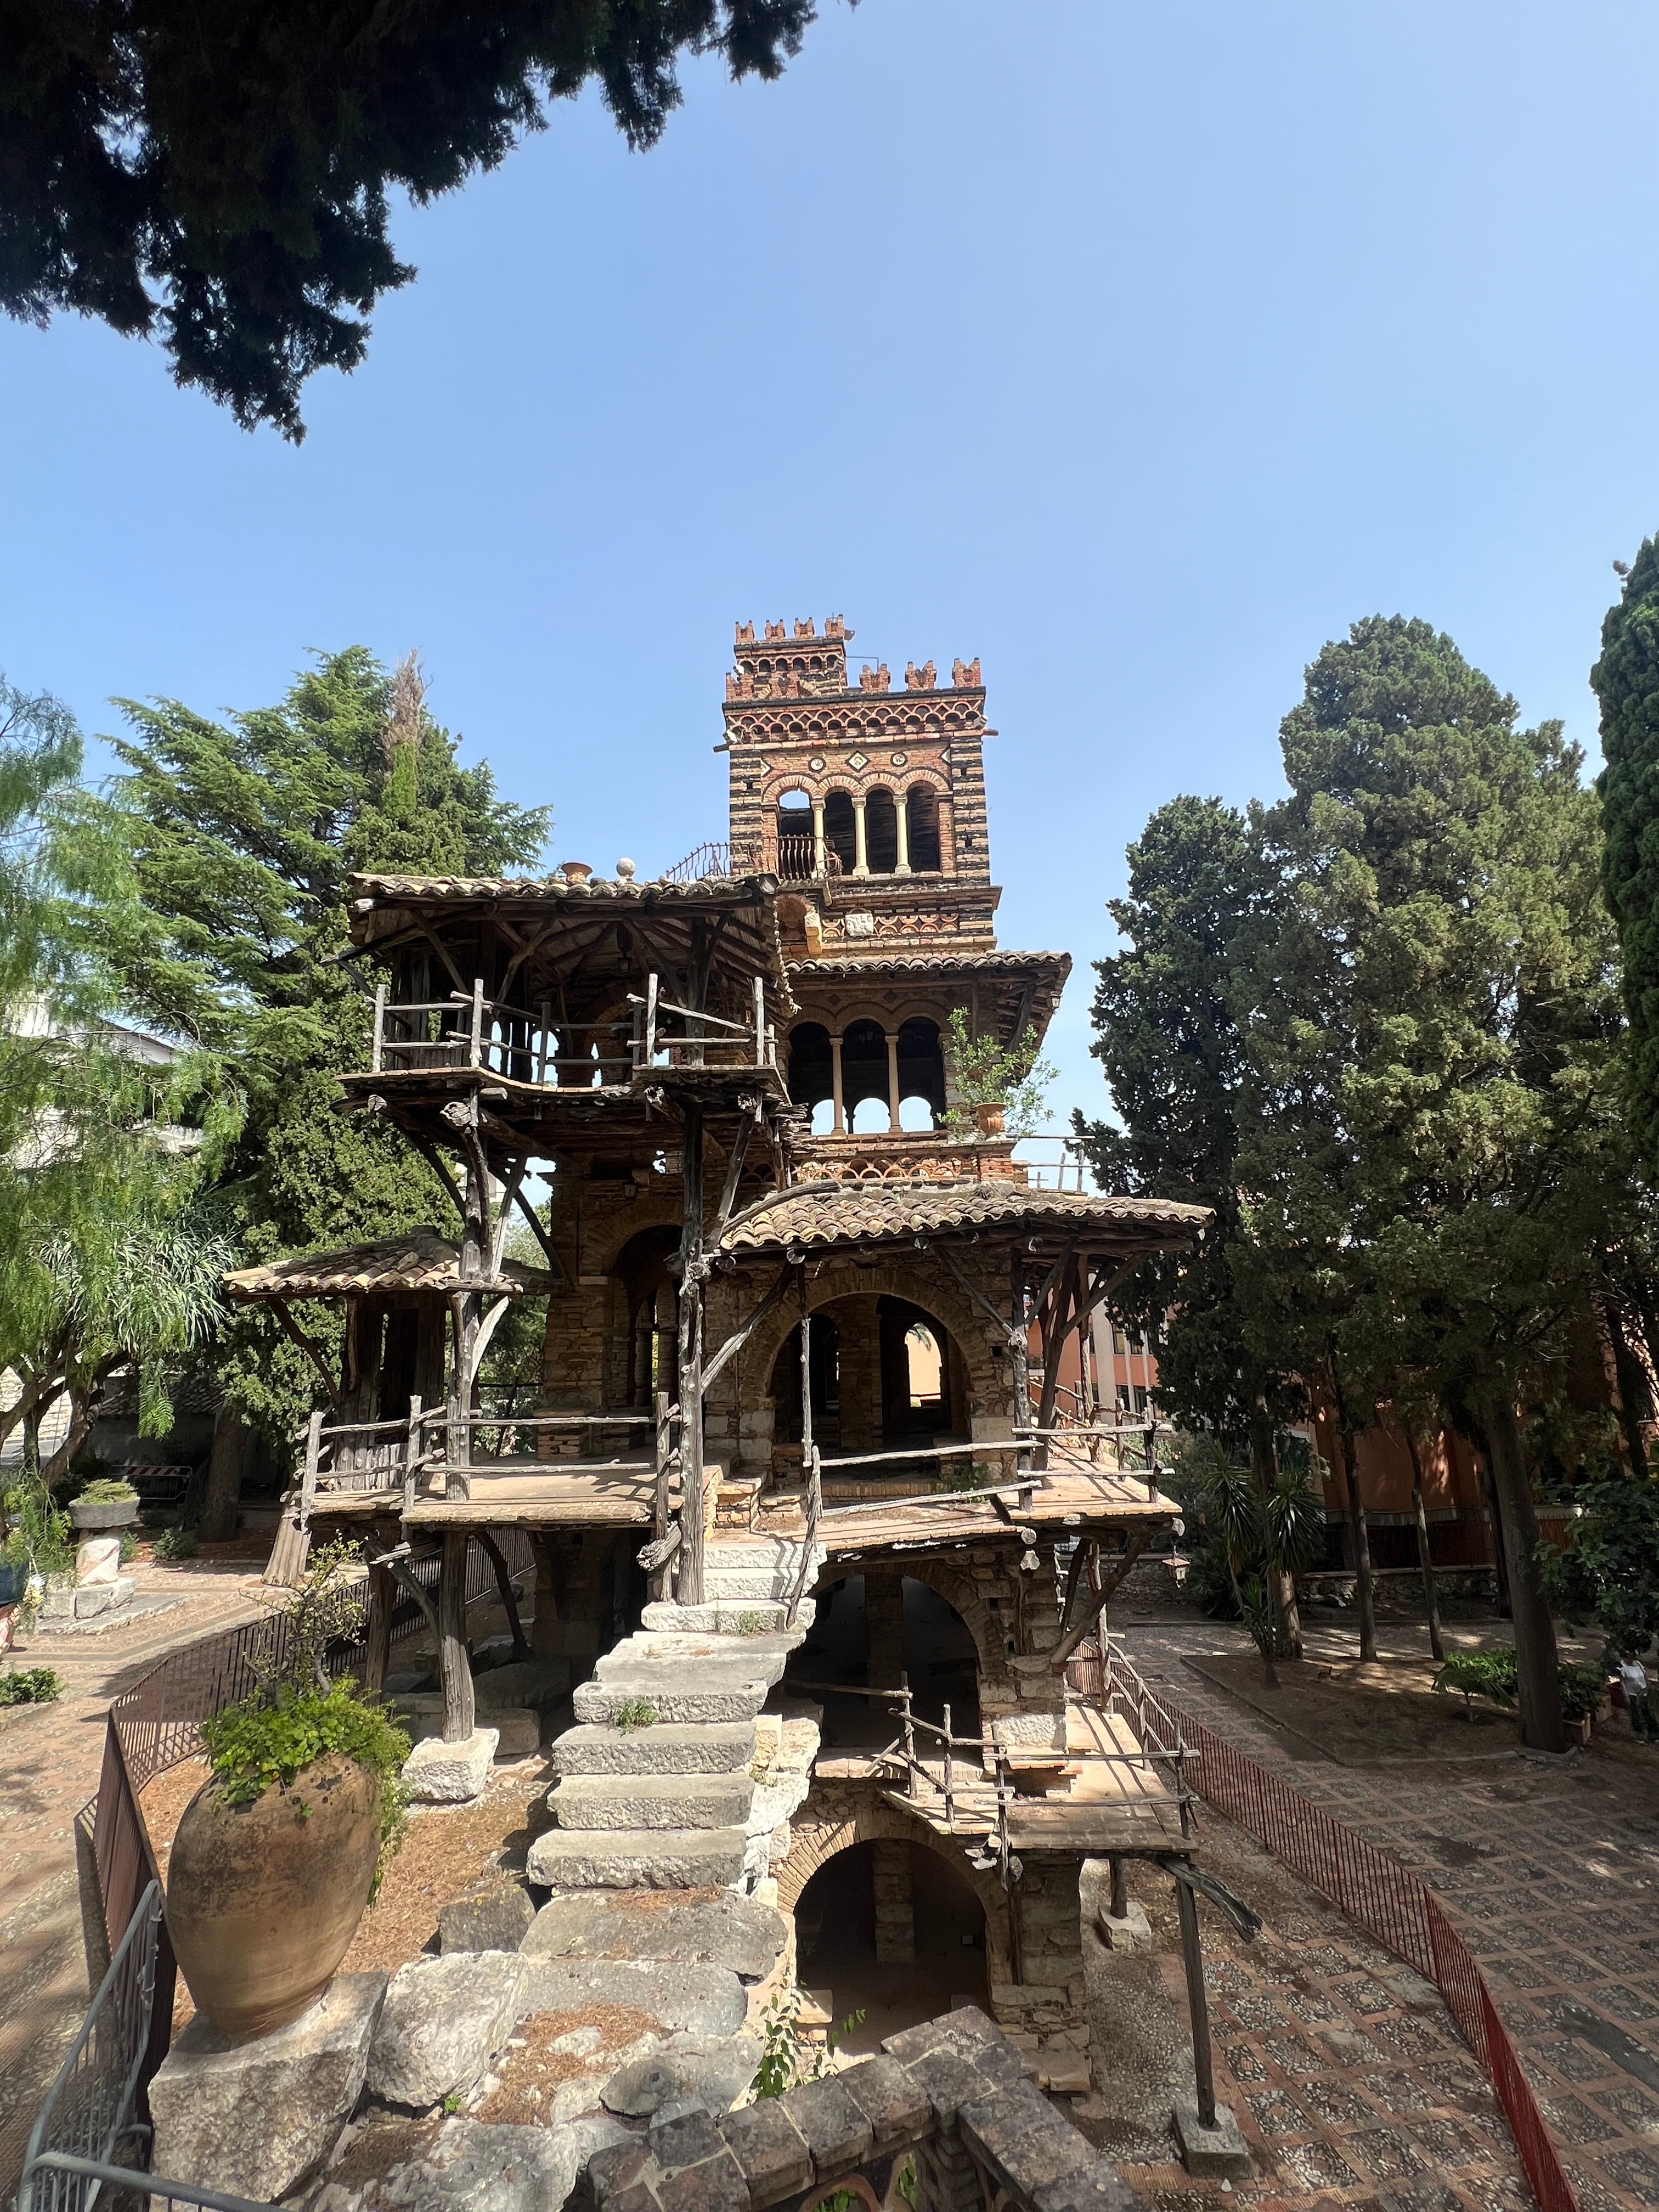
[4,1,1658,1130]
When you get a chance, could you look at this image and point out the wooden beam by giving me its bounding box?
[474,1528,531,1660]
[268,1301,343,1407]
[1047,1526,1154,1671]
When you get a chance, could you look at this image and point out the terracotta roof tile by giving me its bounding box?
[223,1227,558,1301]
[718,1183,1208,1255]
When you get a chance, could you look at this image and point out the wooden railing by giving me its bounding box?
[369,971,780,1085]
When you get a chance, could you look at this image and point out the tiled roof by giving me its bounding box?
[224,1227,559,1301]
[349,873,776,904]
[718,1183,1208,1255]
[785,950,1071,977]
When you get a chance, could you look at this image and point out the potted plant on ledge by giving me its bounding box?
[69,1476,141,1532]
[941,1008,1058,1141]
[166,1542,410,2041]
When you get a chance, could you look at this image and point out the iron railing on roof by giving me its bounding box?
[662,837,843,884]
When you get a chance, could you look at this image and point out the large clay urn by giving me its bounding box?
[166,1754,380,2040]
[974,1099,1007,1137]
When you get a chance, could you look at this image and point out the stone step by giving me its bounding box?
[594,1637,793,1687]
[524,1823,749,1889]
[699,1568,793,1599]
[705,1538,816,1570]
[639,1598,808,1636]
[550,1770,756,1831]
[551,1719,757,1777]
[574,1672,770,1726]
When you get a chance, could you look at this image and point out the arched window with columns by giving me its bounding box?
[905,783,941,872]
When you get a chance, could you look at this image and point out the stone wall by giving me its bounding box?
[584,2005,1141,2212]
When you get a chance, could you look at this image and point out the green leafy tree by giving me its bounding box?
[941,1007,1056,1136]
[59,648,550,1466]
[1074,795,1306,1651]
[1595,538,1659,1178]
[1235,616,1621,1751]
[0,1,823,437]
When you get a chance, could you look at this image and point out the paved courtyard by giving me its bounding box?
[1121,1616,1659,2212]
[0,1551,267,2194]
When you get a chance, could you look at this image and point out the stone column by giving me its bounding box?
[885,1030,901,1132]
[851,795,870,877]
[895,795,911,874]
[872,1838,916,1965]
[865,1567,905,1688]
[811,799,826,876]
[830,1031,845,1135]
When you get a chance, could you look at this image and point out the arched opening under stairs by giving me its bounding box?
[791,1837,990,2055]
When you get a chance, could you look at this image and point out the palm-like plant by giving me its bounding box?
[1190,1442,1326,1685]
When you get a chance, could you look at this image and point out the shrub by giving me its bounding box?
[1555,1662,1606,1724]
[202,1680,410,1897]
[0,1667,63,1705]
[154,1525,199,1562]
[612,1699,657,1731]
[75,1478,139,1505]
[1433,1647,1520,1715]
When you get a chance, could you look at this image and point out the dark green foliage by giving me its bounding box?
[0,2,822,437]
[202,1680,410,1894]
[153,1523,198,1561]
[1073,795,1295,1450]
[63,648,550,1444]
[1541,1476,1659,1658]
[1594,538,1659,1178]
[1555,1662,1605,1724]
[0,1666,63,1704]
[75,1477,138,1503]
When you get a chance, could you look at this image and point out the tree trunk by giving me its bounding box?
[1249,1398,1300,1659]
[1403,1429,1444,1663]
[1472,1441,1513,1616]
[199,1401,246,1543]
[1604,1297,1651,1477]
[1480,1392,1564,1752]
[1327,1362,1376,1662]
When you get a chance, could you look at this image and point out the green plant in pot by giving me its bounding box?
[165,1542,409,2041]
[69,1476,141,1532]
[940,1009,1058,1139]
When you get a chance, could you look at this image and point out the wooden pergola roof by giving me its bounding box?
[223,1227,560,1302]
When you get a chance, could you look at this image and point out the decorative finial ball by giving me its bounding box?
[616,857,636,879]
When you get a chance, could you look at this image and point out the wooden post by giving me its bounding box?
[372,983,386,1074]
[900,1672,916,1788]
[300,1409,324,1527]
[676,1102,706,1605]
[476,1529,531,1660]
[364,1561,395,1695]
[439,1526,475,1743]
[645,973,658,1065]
[653,1387,674,1599]
[753,974,765,1065]
[943,1700,954,1826]
[402,1392,423,1514]
[537,1001,552,1086]
[469,977,485,1068]
[1009,1254,1030,1479]
[1174,1870,1217,2128]
[1110,1855,1128,1920]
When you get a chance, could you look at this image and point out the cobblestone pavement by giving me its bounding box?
[1098,1810,1534,2212]
[1120,1615,1659,2212]
[0,1552,266,2194]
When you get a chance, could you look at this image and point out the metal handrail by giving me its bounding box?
[21,1881,164,2211]
[22,2152,274,2212]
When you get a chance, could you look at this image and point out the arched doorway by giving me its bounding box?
[785,1573,981,1744]
[865,788,899,874]
[823,792,857,874]
[895,1017,946,1131]
[611,1223,680,1409]
[791,1836,991,2053]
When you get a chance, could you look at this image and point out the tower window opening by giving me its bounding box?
[865,787,899,873]
[906,783,941,871]
[822,791,857,874]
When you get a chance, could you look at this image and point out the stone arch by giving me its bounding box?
[741,1260,1002,1425]
[583,1194,688,1280]
[885,1554,1013,1690]
[776,1790,1013,1988]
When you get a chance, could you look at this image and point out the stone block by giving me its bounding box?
[75,1576,136,1618]
[149,1970,385,2200]
[368,1949,525,2109]
[838,2053,932,2153]
[784,2073,873,2172]
[76,1535,122,1584]
[1030,2163,1143,2212]
[523,1892,787,1983]
[527,1824,749,1889]
[553,1720,758,1777]
[654,2148,750,2212]
[719,2097,813,2206]
[1171,2098,1251,2179]
[958,2080,1093,2198]
[588,2137,653,2209]
[602,2038,760,2119]
[402,1726,498,1803]
[518,1956,749,2038]
[650,2104,726,2171]
[313,2115,587,2212]
[438,1878,537,1955]
[476,1655,571,1708]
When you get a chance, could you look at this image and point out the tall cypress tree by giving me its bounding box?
[1594,538,1659,1175]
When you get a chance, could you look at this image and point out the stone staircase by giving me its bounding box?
[527,1536,822,1893]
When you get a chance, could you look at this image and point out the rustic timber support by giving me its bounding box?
[676,1098,707,1605]
[1047,1525,1154,1671]
[475,1528,531,1660]
[363,1561,396,1695]
[438,1526,475,1742]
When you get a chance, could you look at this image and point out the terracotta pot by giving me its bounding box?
[973,1100,1006,1137]
[166,1753,381,2041]
[560,860,593,883]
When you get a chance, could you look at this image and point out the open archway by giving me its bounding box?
[791,1837,990,2055]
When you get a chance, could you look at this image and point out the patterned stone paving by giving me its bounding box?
[1121,1619,1659,2212]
